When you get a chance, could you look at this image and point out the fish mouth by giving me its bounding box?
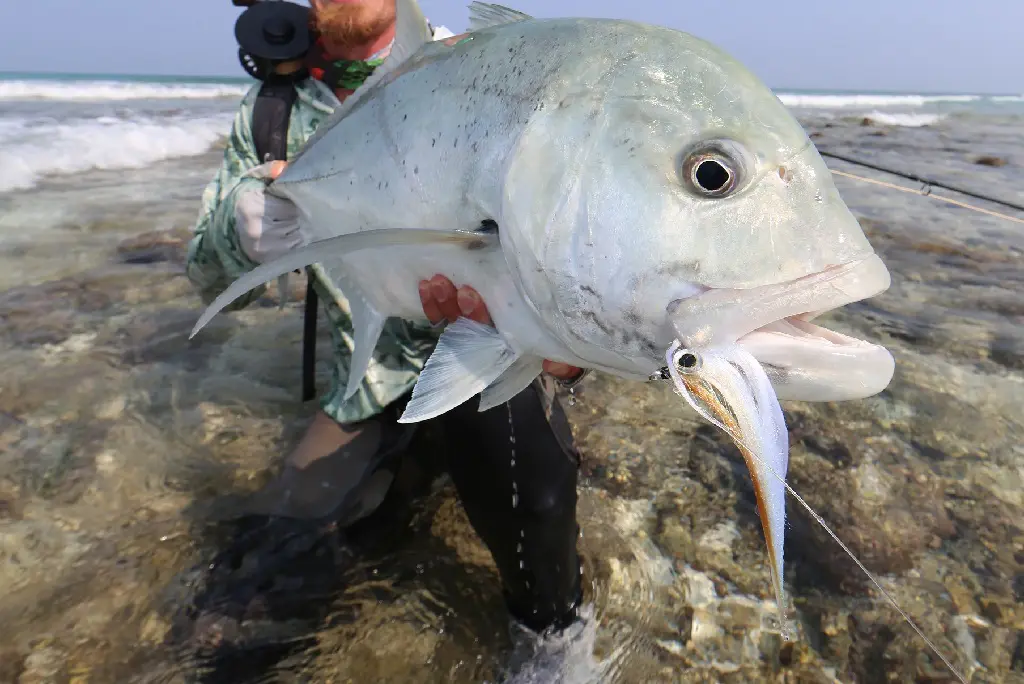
[738,314,895,402]
[669,254,894,402]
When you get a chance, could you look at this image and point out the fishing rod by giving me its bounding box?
[818,150,1024,224]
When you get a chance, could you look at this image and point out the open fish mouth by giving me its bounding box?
[669,253,894,402]
[737,313,895,402]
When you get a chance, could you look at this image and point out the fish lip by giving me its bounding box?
[668,254,891,350]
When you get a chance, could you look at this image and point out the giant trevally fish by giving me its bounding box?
[192,0,964,673]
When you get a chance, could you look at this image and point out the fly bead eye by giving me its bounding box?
[673,349,702,374]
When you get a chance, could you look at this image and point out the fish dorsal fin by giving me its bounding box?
[386,0,434,68]
[468,2,533,30]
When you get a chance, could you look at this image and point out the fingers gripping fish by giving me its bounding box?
[189,1,966,680]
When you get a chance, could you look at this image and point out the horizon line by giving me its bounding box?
[0,69,1019,98]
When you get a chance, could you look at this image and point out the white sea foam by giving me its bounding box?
[776,92,980,109]
[0,79,251,102]
[0,113,233,192]
[860,111,945,127]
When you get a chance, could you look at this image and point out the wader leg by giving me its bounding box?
[441,378,583,633]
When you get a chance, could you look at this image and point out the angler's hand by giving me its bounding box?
[417,274,585,383]
[235,161,302,264]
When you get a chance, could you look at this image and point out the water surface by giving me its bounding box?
[1,76,1021,683]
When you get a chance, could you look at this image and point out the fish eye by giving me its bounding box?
[679,140,747,198]
[688,154,735,197]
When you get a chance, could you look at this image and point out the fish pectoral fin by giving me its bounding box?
[468,2,533,30]
[189,228,497,340]
[398,318,519,423]
[478,355,544,412]
[668,343,791,637]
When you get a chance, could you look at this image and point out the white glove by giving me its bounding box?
[235,162,302,264]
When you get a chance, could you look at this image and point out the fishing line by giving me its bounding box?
[830,168,1024,226]
[819,150,1024,216]
[664,343,969,684]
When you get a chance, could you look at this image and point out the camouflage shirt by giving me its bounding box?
[186,27,454,424]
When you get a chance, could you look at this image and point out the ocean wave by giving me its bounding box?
[0,79,251,102]
[990,94,1024,102]
[776,93,981,109]
[860,111,945,127]
[0,114,233,192]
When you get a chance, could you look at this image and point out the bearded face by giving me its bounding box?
[309,0,396,48]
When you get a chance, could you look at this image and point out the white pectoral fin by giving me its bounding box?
[478,355,544,412]
[189,228,497,339]
[398,318,519,423]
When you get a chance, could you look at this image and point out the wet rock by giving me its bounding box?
[668,564,784,672]
[318,619,442,683]
[0,484,23,520]
[18,643,67,684]
[990,332,1024,371]
[973,155,1008,167]
[0,648,25,683]
[115,227,191,265]
[786,433,956,593]
[115,307,232,370]
[429,495,496,570]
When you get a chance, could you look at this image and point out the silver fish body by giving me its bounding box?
[272,9,892,398]
[192,0,896,636]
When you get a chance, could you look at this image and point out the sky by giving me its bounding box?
[2,0,1022,94]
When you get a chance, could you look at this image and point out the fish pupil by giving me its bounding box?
[695,159,731,193]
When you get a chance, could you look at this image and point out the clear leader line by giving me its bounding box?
[819,149,1024,225]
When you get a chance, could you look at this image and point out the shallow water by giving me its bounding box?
[0,110,1022,683]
